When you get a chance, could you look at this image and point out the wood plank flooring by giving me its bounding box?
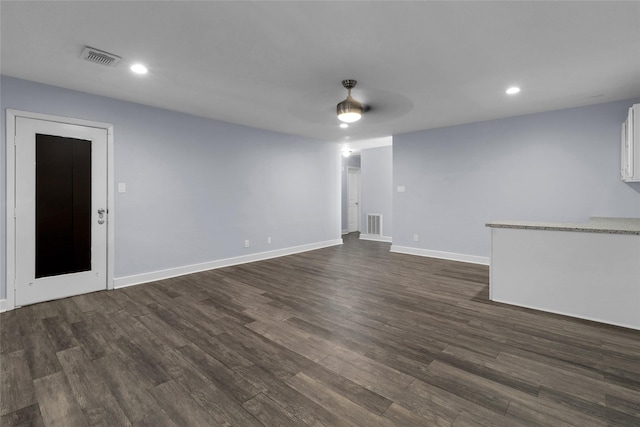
[2,232,640,426]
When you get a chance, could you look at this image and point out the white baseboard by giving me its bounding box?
[359,234,392,243]
[390,245,489,265]
[341,229,349,235]
[113,239,343,289]
[491,297,640,331]
[0,299,6,313]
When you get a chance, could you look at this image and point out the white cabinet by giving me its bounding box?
[621,103,640,182]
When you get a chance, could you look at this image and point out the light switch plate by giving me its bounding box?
[118,182,126,193]
[397,186,406,192]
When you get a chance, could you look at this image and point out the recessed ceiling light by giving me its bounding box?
[506,86,520,95]
[339,123,349,129]
[130,63,148,75]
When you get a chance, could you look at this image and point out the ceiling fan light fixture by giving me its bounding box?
[337,99,363,123]
[337,79,363,123]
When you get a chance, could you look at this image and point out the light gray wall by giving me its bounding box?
[340,154,360,232]
[361,146,393,237]
[394,98,640,259]
[1,76,340,300]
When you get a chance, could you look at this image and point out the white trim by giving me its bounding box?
[0,299,7,313]
[489,230,494,300]
[341,229,350,235]
[359,234,392,243]
[337,150,344,239]
[347,166,361,233]
[491,297,639,331]
[5,109,115,311]
[114,239,343,289]
[5,111,17,311]
[106,126,115,290]
[390,245,490,265]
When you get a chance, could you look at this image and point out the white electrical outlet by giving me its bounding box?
[413,234,419,242]
[267,237,271,244]
[244,240,250,248]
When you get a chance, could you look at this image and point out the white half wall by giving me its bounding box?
[490,227,640,329]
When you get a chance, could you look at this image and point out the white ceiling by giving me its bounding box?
[2,1,639,142]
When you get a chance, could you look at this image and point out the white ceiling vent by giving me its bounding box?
[81,46,121,67]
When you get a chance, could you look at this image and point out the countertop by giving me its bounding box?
[486,217,640,235]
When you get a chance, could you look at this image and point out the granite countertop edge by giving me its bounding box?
[485,217,640,235]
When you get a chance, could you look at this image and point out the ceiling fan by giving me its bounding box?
[337,79,365,123]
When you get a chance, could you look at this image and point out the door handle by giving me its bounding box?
[97,208,106,225]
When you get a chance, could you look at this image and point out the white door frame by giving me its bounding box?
[5,109,115,311]
[347,166,361,233]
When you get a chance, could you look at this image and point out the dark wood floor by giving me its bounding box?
[2,233,640,426]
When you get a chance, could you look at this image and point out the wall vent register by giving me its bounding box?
[81,46,121,67]
[367,214,382,236]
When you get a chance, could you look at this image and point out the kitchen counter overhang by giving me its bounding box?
[486,217,640,235]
